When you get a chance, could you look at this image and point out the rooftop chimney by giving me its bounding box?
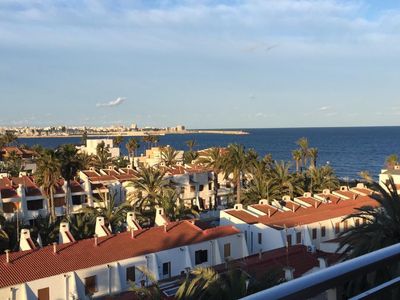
[95,217,112,237]
[155,207,169,226]
[283,267,295,281]
[94,234,98,246]
[130,228,135,239]
[19,229,36,251]
[127,212,142,231]
[234,204,243,210]
[268,209,271,218]
[53,242,57,254]
[59,222,75,244]
[318,257,328,269]
[5,249,10,263]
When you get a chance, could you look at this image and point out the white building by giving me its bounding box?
[78,139,120,158]
[379,165,400,192]
[220,184,377,255]
[0,220,247,300]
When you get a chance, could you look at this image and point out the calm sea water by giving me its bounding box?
[18,127,400,179]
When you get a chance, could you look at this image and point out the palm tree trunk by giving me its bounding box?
[50,188,56,223]
[236,176,241,204]
[213,171,219,210]
[65,184,71,217]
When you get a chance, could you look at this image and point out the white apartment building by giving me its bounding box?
[0,219,247,300]
[78,139,120,158]
[133,146,184,168]
[220,184,377,255]
[379,165,400,192]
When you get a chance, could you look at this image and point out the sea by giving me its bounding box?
[17,127,400,180]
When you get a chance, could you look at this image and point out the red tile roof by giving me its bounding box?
[0,221,239,288]
[0,177,19,199]
[249,204,279,216]
[258,196,378,228]
[224,210,259,224]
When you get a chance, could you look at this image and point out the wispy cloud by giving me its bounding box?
[319,106,331,111]
[96,97,126,107]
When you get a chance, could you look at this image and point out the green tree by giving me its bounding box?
[222,144,249,204]
[296,137,309,169]
[3,150,23,177]
[113,136,124,151]
[161,146,179,167]
[92,141,112,169]
[308,147,319,168]
[126,138,140,159]
[385,154,398,169]
[270,161,301,198]
[159,189,199,221]
[65,213,96,241]
[337,178,400,297]
[127,167,168,213]
[183,151,199,165]
[292,149,302,173]
[35,149,62,222]
[306,165,339,193]
[30,214,60,247]
[56,144,83,216]
[185,139,197,151]
[80,192,132,233]
[196,147,226,209]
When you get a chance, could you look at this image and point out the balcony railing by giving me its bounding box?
[241,243,400,300]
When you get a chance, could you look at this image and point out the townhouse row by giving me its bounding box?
[220,184,378,255]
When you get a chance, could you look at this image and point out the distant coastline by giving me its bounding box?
[16,129,249,139]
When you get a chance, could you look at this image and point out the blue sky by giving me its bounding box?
[0,0,400,129]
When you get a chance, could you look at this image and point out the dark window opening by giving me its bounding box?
[27,199,43,211]
[84,275,97,295]
[195,250,208,265]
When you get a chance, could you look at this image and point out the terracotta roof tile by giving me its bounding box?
[0,221,239,288]
[225,210,259,224]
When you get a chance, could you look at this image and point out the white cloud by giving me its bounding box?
[96,97,126,107]
[319,106,331,111]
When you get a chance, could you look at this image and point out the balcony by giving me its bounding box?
[241,243,400,300]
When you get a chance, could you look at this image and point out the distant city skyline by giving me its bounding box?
[1,0,400,129]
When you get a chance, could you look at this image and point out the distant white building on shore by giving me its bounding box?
[77,139,120,158]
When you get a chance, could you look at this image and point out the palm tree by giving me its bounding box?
[222,144,249,204]
[159,189,199,221]
[92,141,112,169]
[307,166,339,194]
[56,144,83,216]
[65,213,96,241]
[142,135,152,149]
[126,138,140,159]
[78,152,93,170]
[35,149,61,222]
[308,147,318,168]
[385,154,398,169]
[358,170,373,184]
[292,149,302,173]
[127,167,169,213]
[270,161,301,198]
[176,267,221,300]
[3,150,23,177]
[185,139,197,151]
[1,131,18,146]
[183,151,199,165]
[30,214,60,247]
[81,130,88,145]
[113,135,124,151]
[161,146,179,167]
[80,192,132,233]
[196,147,226,208]
[244,175,279,205]
[337,178,400,297]
[296,137,309,168]
[130,266,162,300]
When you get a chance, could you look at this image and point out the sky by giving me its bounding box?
[0,0,400,129]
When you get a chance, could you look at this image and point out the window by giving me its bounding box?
[126,266,136,282]
[343,220,348,231]
[286,235,292,247]
[312,228,317,240]
[27,199,43,211]
[84,275,97,295]
[296,232,302,244]
[195,250,208,264]
[355,219,360,227]
[162,262,171,277]
[53,197,65,207]
[335,223,340,234]
[2,202,17,213]
[199,185,204,191]
[38,287,49,300]
[321,226,326,237]
[72,195,82,205]
[258,233,262,245]
[208,183,212,190]
[224,243,231,258]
